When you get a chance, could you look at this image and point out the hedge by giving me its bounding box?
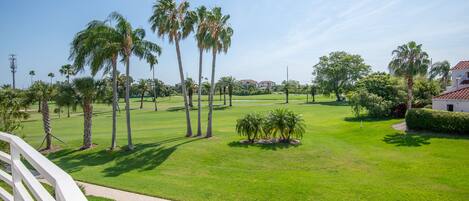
[406,109,469,134]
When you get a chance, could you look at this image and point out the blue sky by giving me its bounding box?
[1,0,469,88]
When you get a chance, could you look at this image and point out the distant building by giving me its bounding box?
[432,61,469,112]
[258,80,276,89]
[239,79,258,86]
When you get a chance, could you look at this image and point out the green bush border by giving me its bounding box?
[406,108,469,134]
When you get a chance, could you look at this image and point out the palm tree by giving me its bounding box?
[282,80,291,104]
[185,78,196,108]
[59,64,75,83]
[206,7,233,138]
[29,70,35,85]
[48,73,55,84]
[430,60,451,88]
[56,82,75,118]
[193,5,210,136]
[389,41,430,109]
[30,81,56,150]
[146,54,161,111]
[150,0,195,137]
[264,108,306,143]
[220,76,236,106]
[71,13,161,150]
[110,12,161,150]
[73,77,97,149]
[137,79,150,109]
[71,20,121,150]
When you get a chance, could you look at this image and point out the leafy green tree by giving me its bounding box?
[59,64,76,83]
[313,51,371,101]
[281,80,299,103]
[236,113,264,143]
[413,77,441,106]
[0,88,30,133]
[264,108,306,142]
[205,7,233,137]
[355,72,401,103]
[348,89,392,118]
[30,81,56,150]
[150,0,195,137]
[389,41,430,109]
[73,77,98,149]
[56,82,76,118]
[137,79,151,109]
[430,60,451,88]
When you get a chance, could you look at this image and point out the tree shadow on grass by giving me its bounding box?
[227,141,299,150]
[48,136,200,177]
[383,133,430,147]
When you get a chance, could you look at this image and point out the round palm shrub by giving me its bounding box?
[236,113,264,143]
[265,108,306,142]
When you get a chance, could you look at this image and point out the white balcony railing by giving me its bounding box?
[0,132,87,201]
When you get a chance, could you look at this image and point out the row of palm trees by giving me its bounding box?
[65,0,232,150]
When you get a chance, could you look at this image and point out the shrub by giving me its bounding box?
[406,109,469,134]
[348,89,392,118]
[236,113,264,143]
[264,108,306,142]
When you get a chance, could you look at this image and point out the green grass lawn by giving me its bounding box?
[13,94,469,200]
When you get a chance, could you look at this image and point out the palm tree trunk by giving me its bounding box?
[219,88,222,101]
[140,92,144,109]
[152,67,158,111]
[111,57,118,150]
[175,38,192,137]
[206,49,217,138]
[306,94,309,103]
[189,90,193,108]
[41,100,52,150]
[124,57,133,150]
[197,48,203,136]
[229,86,233,107]
[67,106,70,118]
[286,88,289,103]
[223,87,226,105]
[407,76,414,110]
[82,100,92,149]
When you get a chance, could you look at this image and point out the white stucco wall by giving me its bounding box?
[451,69,469,87]
[432,99,469,112]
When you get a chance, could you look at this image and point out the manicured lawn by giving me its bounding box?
[15,94,469,200]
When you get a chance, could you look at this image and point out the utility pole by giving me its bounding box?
[286,66,289,82]
[9,54,17,89]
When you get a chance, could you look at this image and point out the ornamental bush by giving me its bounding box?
[406,109,469,134]
[236,113,264,143]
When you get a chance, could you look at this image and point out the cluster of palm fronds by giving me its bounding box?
[236,108,306,143]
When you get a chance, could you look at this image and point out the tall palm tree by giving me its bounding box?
[193,5,210,136]
[29,70,35,85]
[59,64,76,83]
[73,77,97,149]
[48,73,55,84]
[389,41,430,109]
[146,53,160,111]
[430,60,451,88]
[109,12,161,150]
[150,0,195,137]
[71,13,161,150]
[70,19,121,150]
[206,7,233,138]
[137,79,150,109]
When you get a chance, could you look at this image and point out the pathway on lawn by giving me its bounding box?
[77,181,169,201]
[392,122,407,131]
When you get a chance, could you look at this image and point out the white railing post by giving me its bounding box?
[0,132,87,201]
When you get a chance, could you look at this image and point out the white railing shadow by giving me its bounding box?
[0,132,87,201]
